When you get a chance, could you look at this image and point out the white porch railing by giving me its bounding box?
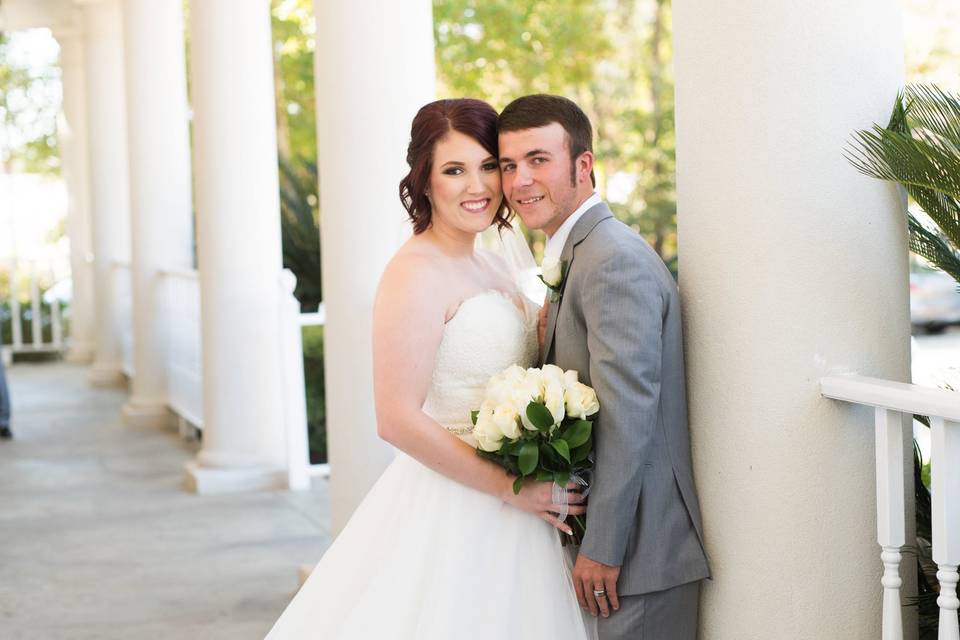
[159,267,204,436]
[112,261,133,377]
[155,267,325,490]
[821,374,960,640]
[1,258,66,356]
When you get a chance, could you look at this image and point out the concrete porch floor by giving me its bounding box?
[0,362,331,640]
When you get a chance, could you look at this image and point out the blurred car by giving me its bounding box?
[911,261,960,333]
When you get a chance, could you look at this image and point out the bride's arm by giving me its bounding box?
[372,254,581,533]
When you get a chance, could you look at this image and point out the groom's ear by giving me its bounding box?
[576,151,594,185]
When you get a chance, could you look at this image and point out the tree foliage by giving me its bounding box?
[434,0,678,269]
[271,0,322,310]
[0,32,61,175]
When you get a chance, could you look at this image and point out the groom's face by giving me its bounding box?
[499,123,583,236]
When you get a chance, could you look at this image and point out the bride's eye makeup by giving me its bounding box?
[442,166,465,176]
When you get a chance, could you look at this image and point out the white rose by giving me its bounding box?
[562,369,580,389]
[544,380,566,425]
[542,255,563,288]
[501,364,526,386]
[485,377,513,406]
[514,389,539,431]
[492,402,522,439]
[565,382,600,420]
[474,409,504,452]
[541,364,565,386]
[523,367,545,393]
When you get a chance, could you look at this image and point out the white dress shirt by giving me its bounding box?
[543,192,603,262]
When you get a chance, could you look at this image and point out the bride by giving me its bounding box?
[265,98,594,639]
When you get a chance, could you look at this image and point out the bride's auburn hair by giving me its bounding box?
[399,98,512,235]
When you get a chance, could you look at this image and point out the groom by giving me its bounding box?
[498,95,710,639]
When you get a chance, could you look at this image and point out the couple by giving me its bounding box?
[266,95,710,639]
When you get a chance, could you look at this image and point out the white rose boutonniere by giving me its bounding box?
[539,255,568,303]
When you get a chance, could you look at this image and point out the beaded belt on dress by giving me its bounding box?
[443,423,475,436]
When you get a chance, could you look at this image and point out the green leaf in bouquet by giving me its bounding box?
[536,469,554,482]
[571,438,592,464]
[526,401,556,431]
[512,476,524,495]
[553,470,570,486]
[539,443,562,469]
[561,420,592,448]
[518,441,539,475]
[550,439,571,464]
[470,410,479,426]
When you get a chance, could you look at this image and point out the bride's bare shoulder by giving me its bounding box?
[376,241,446,306]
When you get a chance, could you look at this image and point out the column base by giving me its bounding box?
[122,399,174,429]
[88,362,126,387]
[184,460,286,494]
[65,342,95,364]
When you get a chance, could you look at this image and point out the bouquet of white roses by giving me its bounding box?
[470,364,599,544]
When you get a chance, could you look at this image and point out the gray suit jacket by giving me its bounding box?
[542,202,710,596]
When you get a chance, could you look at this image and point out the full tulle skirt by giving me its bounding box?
[265,452,595,639]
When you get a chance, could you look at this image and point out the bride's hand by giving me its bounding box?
[503,478,587,534]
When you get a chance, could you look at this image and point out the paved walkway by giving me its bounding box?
[0,362,331,640]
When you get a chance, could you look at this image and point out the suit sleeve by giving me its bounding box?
[578,249,663,567]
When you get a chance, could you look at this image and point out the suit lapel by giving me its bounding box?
[539,202,614,366]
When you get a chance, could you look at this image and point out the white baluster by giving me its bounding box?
[49,265,62,350]
[51,296,63,349]
[11,262,22,350]
[875,408,906,640]
[30,265,41,349]
[931,416,960,640]
[279,269,310,492]
[881,546,903,640]
[938,566,959,640]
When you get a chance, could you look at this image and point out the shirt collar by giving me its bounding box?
[544,192,602,261]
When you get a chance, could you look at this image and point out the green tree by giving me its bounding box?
[0,31,61,175]
[433,0,678,270]
[271,0,322,310]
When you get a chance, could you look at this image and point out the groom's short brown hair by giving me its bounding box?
[498,94,596,187]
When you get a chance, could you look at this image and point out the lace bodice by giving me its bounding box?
[421,290,539,446]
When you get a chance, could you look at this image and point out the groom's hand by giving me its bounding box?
[573,554,620,618]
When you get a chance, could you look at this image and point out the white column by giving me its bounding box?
[78,0,131,387]
[313,0,435,533]
[120,0,193,428]
[185,0,287,493]
[55,26,97,365]
[674,1,915,638]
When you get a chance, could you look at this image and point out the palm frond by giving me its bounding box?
[905,84,960,148]
[846,126,960,202]
[907,184,960,248]
[908,215,960,283]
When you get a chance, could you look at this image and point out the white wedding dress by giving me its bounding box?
[266,290,595,639]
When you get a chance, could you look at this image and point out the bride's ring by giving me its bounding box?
[593,588,607,599]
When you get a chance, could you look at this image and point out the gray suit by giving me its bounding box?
[542,202,710,638]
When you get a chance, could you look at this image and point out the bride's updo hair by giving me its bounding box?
[399,98,511,235]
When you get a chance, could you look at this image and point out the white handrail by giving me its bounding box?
[821,374,960,640]
[821,375,960,422]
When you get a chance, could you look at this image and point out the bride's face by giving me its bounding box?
[426,130,502,236]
